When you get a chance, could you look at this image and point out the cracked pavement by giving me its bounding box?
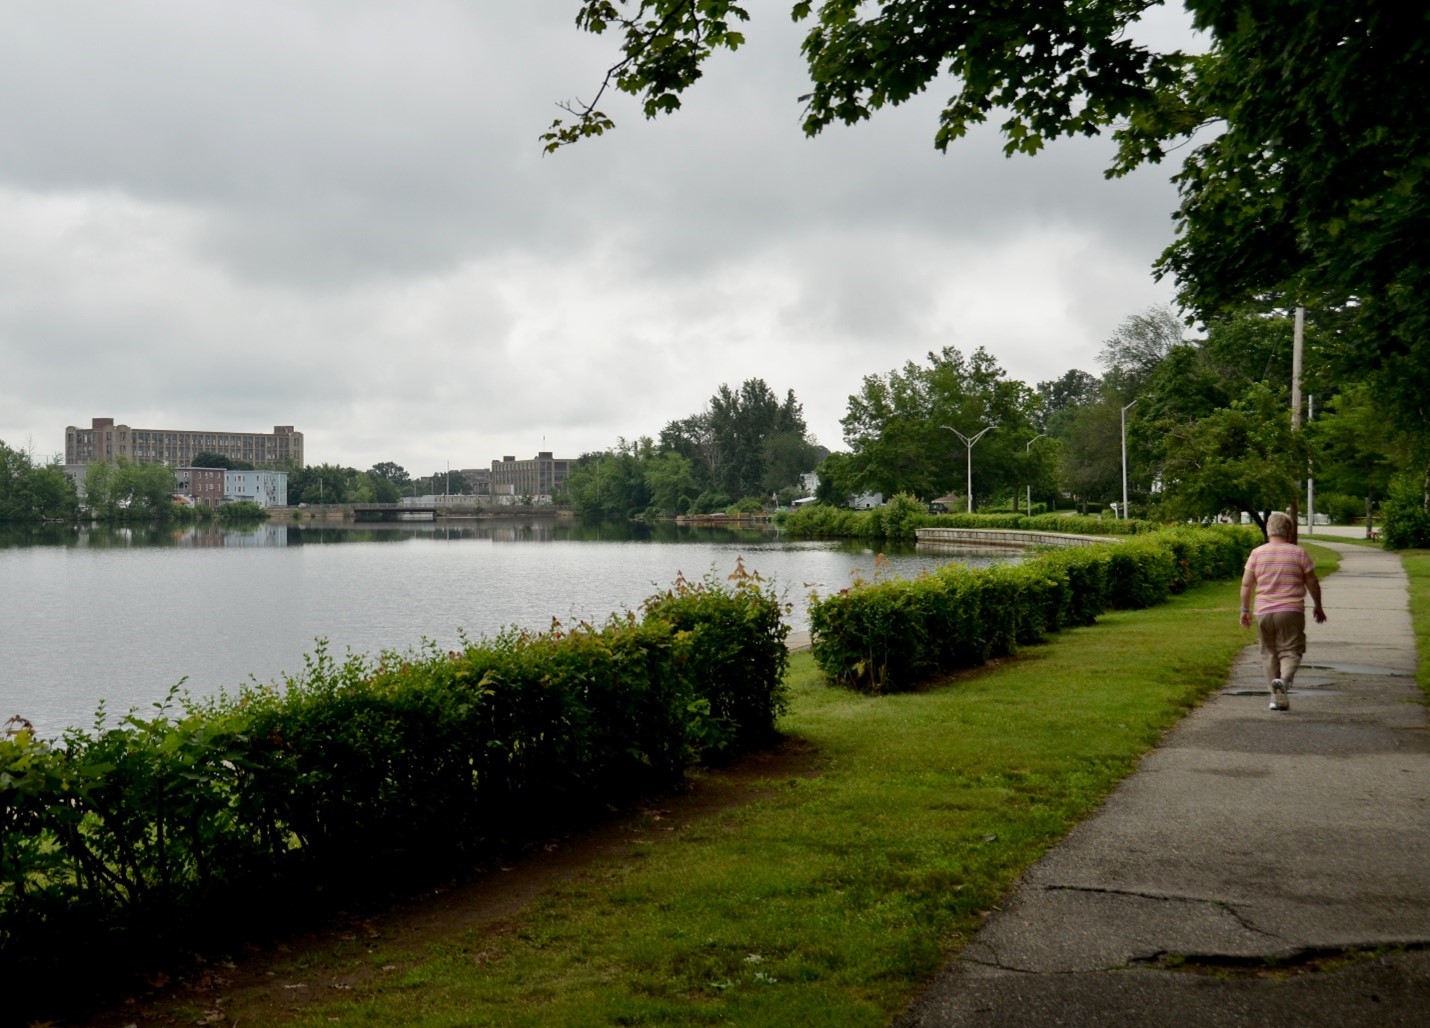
[898,540,1430,1026]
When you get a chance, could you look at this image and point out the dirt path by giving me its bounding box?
[80,738,821,1027]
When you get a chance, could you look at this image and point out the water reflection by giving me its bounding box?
[1,517,1013,738]
[0,518,788,549]
[2,519,929,556]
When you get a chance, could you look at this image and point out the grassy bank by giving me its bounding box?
[1403,550,1430,697]
[117,547,1346,1026]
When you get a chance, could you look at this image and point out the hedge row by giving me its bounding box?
[807,526,1259,693]
[0,569,789,991]
[782,496,1156,541]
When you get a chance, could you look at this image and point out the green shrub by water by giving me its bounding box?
[0,569,788,996]
[783,500,1157,541]
[808,526,1259,692]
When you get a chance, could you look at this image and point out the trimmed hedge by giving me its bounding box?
[782,499,1157,541]
[0,571,788,995]
[808,526,1259,692]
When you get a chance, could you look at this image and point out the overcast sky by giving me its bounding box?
[0,2,1202,475]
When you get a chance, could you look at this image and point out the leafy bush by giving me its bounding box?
[1380,476,1430,550]
[782,504,1158,541]
[0,573,789,999]
[724,497,766,515]
[640,560,790,752]
[808,527,1257,693]
[217,500,267,522]
[869,492,933,539]
[1314,492,1365,526]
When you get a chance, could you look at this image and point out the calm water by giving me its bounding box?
[0,518,1016,740]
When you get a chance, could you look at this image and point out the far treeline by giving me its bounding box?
[3,302,1428,547]
[566,306,1429,549]
[541,2,1429,546]
[0,447,266,525]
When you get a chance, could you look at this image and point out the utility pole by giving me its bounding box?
[1289,306,1304,542]
[1306,395,1316,536]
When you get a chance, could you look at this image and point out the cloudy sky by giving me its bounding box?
[0,2,1202,476]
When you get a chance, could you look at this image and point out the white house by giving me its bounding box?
[224,469,288,508]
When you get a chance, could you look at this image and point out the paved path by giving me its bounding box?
[898,542,1430,1026]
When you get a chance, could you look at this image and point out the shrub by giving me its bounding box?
[1314,492,1365,526]
[640,560,790,751]
[0,573,789,1000]
[808,527,1256,693]
[874,492,933,539]
[217,500,267,522]
[1380,476,1430,550]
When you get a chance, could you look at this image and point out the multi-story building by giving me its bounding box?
[489,452,575,499]
[174,467,227,509]
[223,470,289,508]
[65,418,303,468]
[458,468,491,495]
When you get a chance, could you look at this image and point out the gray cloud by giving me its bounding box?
[0,2,1195,473]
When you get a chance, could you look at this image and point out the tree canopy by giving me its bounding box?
[0,440,77,522]
[565,378,825,517]
[840,346,1034,504]
[552,2,1430,438]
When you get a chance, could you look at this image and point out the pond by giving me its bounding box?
[0,518,1020,739]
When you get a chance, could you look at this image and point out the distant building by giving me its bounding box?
[174,467,227,510]
[489,452,575,500]
[223,469,288,508]
[65,417,303,468]
[459,468,491,495]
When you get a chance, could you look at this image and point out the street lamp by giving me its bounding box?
[943,424,995,514]
[1025,433,1047,513]
[1121,398,1138,520]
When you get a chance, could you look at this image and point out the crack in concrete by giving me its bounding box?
[1041,883,1279,938]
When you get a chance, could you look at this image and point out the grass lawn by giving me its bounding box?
[1401,549,1430,697]
[128,546,1356,1027]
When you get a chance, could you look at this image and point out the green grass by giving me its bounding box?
[1401,550,1430,698]
[129,545,1371,1026]
[187,575,1257,1027]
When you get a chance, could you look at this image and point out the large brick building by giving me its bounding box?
[65,418,303,468]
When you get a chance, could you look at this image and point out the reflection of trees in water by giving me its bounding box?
[1,518,936,555]
[287,519,779,546]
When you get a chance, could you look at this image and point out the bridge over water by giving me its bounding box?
[350,503,438,522]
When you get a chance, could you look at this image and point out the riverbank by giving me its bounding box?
[902,541,1430,1026]
[89,551,1325,1025]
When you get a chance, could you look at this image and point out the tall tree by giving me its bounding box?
[1035,369,1101,433]
[1097,305,1187,396]
[1157,383,1302,534]
[0,440,78,522]
[841,346,1033,503]
[369,462,411,486]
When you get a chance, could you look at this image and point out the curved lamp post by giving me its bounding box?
[943,423,995,514]
[1025,432,1047,513]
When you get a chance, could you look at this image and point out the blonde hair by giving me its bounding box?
[1267,511,1294,537]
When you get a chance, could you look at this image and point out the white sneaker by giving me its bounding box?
[1270,679,1290,711]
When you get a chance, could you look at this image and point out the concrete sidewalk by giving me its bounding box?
[898,542,1430,1027]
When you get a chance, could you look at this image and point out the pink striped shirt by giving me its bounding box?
[1242,540,1316,614]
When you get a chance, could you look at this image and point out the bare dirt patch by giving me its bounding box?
[80,737,821,1027]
